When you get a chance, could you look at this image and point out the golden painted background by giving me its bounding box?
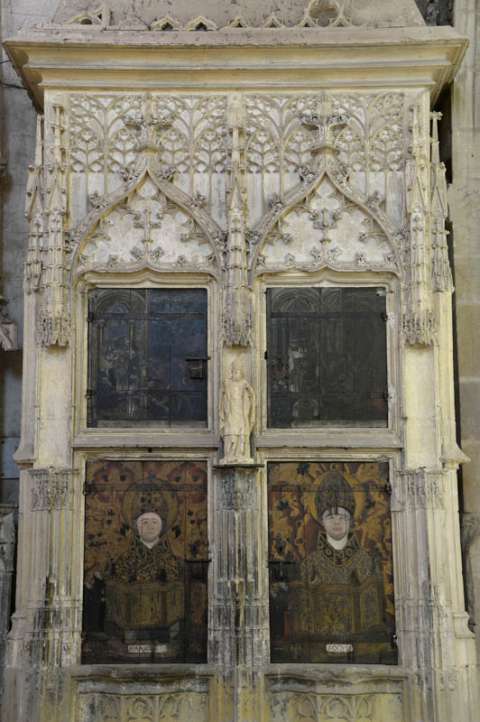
[268,461,395,622]
[84,460,208,586]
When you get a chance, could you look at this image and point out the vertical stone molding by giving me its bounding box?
[38,103,70,348]
[224,95,252,348]
[402,98,435,347]
[3,466,81,722]
[430,112,453,294]
[395,467,477,722]
[25,115,46,296]
[211,465,269,669]
[211,465,269,720]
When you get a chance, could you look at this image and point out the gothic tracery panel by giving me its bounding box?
[245,92,409,226]
[69,94,229,226]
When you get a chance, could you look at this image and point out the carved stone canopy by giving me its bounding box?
[71,168,223,275]
[52,0,425,30]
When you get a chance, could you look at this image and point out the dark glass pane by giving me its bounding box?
[268,462,397,665]
[82,460,208,664]
[266,287,388,427]
[88,289,208,427]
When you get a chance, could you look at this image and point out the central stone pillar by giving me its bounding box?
[211,464,269,722]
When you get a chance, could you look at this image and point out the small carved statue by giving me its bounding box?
[219,361,255,464]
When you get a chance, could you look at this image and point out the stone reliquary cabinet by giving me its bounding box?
[3,0,478,721]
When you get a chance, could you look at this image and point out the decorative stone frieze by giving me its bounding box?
[52,0,425,31]
[271,692,379,722]
[77,691,209,722]
[29,467,74,511]
[398,467,445,510]
[73,671,211,722]
[268,669,405,722]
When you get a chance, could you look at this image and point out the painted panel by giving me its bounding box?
[82,460,208,663]
[268,461,397,663]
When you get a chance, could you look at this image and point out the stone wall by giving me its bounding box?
[450,0,480,663]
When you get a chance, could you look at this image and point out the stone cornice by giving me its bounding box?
[4,26,467,110]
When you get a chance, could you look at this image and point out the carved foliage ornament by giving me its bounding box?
[36,306,71,348]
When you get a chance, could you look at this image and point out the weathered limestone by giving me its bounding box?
[450,0,480,673]
[1,1,478,721]
[52,0,425,30]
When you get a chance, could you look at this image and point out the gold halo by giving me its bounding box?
[121,480,178,537]
[307,470,355,526]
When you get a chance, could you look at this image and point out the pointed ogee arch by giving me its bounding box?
[250,167,400,275]
[69,167,225,276]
